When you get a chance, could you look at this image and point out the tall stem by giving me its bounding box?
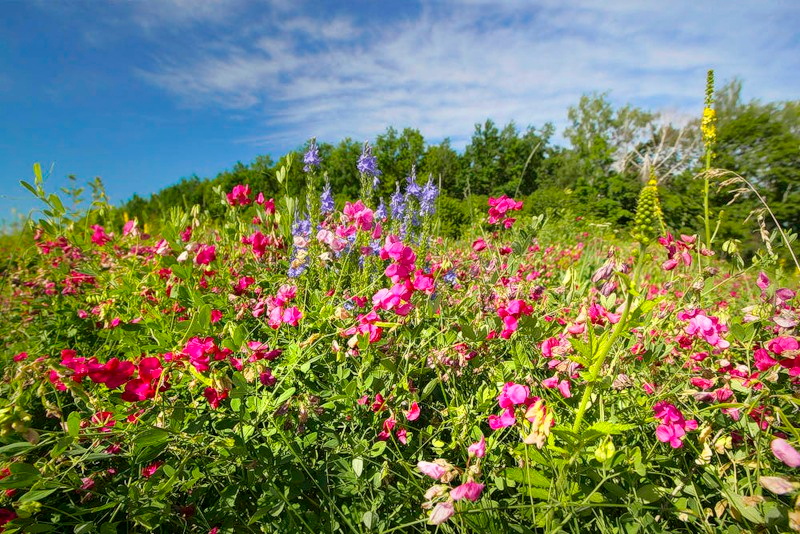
[572,245,645,433]
[703,151,712,251]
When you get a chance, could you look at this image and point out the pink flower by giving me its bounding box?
[557,380,572,398]
[203,387,228,409]
[428,501,455,525]
[771,438,800,468]
[472,238,487,251]
[498,382,529,408]
[767,336,799,355]
[90,225,112,246]
[450,482,484,502]
[541,375,559,388]
[488,407,516,429]
[406,401,420,421]
[656,423,686,448]
[396,428,408,444]
[417,461,446,480]
[282,306,302,326]
[141,461,163,478]
[468,435,486,458]
[757,271,770,290]
[343,200,374,231]
[226,184,252,206]
[195,245,216,265]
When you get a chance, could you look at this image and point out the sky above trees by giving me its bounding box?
[1,0,798,221]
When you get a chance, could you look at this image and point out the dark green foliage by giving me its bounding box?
[115,83,798,260]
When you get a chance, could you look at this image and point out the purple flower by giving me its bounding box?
[357,141,381,179]
[303,138,321,172]
[390,182,406,220]
[419,175,438,216]
[375,198,387,220]
[320,180,334,214]
[406,166,421,198]
[292,213,311,237]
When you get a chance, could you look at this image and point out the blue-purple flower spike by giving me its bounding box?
[303,138,321,172]
[357,141,381,181]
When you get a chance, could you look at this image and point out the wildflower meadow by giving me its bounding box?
[1,74,799,534]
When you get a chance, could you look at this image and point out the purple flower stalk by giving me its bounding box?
[419,174,438,216]
[303,138,321,172]
[406,166,421,198]
[390,182,406,220]
[320,180,334,214]
[357,141,381,180]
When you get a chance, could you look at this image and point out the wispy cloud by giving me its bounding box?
[56,0,800,148]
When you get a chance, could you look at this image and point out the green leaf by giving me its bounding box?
[635,484,662,504]
[135,428,170,450]
[33,162,42,184]
[20,180,38,198]
[352,457,364,478]
[67,411,81,438]
[18,487,58,502]
[502,467,550,488]
[724,490,764,524]
[362,510,377,529]
[274,387,296,407]
[370,441,386,457]
[0,463,39,488]
[0,441,35,457]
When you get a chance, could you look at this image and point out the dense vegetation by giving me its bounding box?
[0,74,799,533]
[115,80,799,260]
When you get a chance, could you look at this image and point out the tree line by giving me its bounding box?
[120,80,799,257]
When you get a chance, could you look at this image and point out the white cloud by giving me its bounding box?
[130,0,799,149]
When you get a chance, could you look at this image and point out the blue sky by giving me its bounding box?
[1,0,798,224]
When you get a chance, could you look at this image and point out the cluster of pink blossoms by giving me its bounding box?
[487,382,553,448]
[417,435,486,525]
[658,232,696,271]
[679,309,730,350]
[487,195,523,227]
[493,298,533,339]
[754,336,800,377]
[357,393,419,444]
[653,401,697,448]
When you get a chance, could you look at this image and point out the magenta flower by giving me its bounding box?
[656,423,686,448]
[282,306,302,327]
[406,401,420,421]
[497,382,529,408]
[195,244,216,265]
[488,407,516,430]
[450,482,485,502]
[468,435,486,458]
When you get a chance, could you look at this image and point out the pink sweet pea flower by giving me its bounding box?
[282,306,302,326]
[656,423,686,448]
[428,501,455,525]
[450,481,485,502]
[488,407,516,429]
[497,382,529,408]
[468,435,486,458]
[417,461,446,480]
[771,438,800,468]
[195,245,216,265]
[405,401,420,421]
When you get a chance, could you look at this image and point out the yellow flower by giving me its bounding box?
[701,107,717,145]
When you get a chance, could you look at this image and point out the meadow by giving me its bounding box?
[1,80,799,533]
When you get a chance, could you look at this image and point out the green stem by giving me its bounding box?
[572,245,645,434]
[703,150,712,251]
